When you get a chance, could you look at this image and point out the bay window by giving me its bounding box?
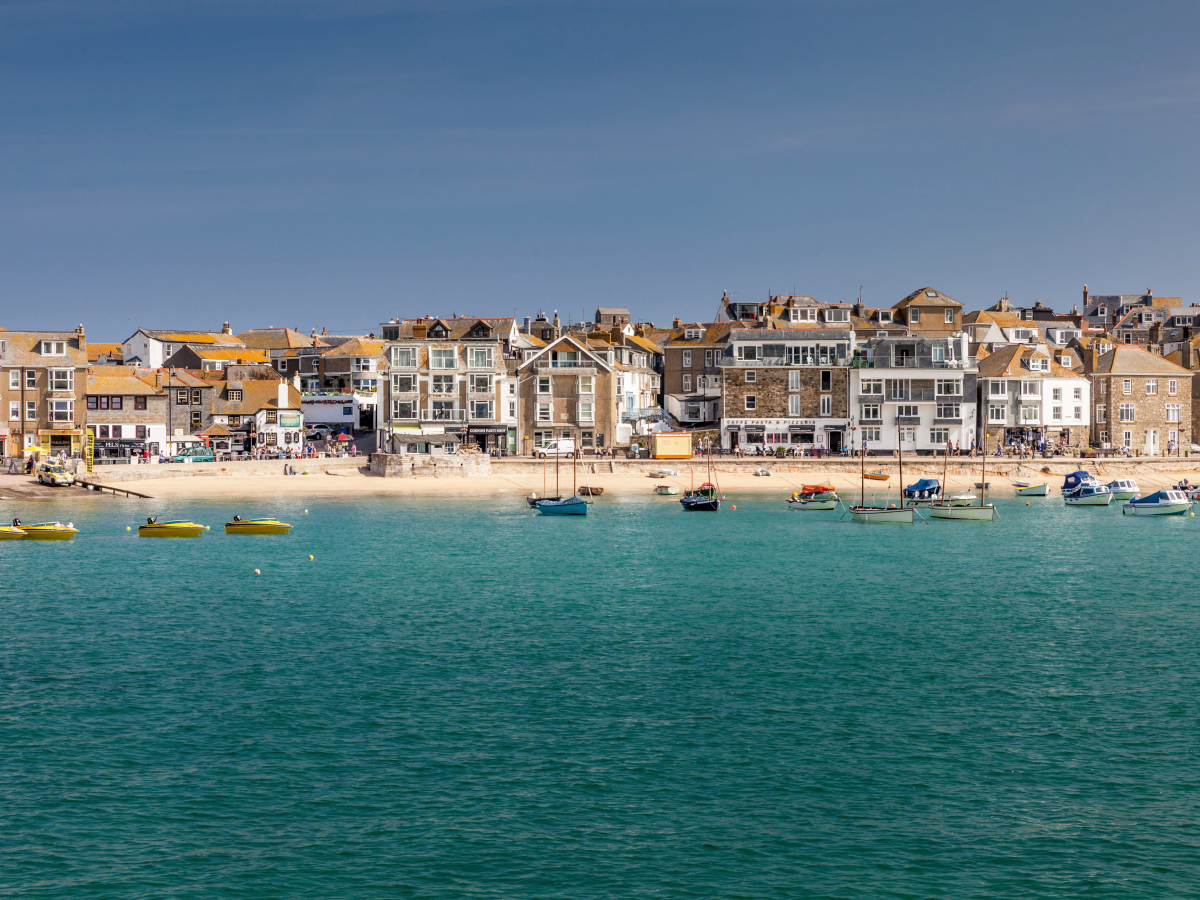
[431,348,457,369]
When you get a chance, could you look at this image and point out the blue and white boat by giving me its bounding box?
[1062,471,1112,506]
[1122,489,1193,516]
[902,478,941,504]
[1107,478,1140,501]
[535,496,589,516]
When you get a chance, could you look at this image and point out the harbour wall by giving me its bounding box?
[90,457,366,482]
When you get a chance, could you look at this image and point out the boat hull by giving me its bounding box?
[225,521,292,534]
[863,473,889,481]
[849,506,913,523]
[929,504,996,521]
[18,526,78,540]
[1064,494,1112,506]
[535,497,589,516]
[1015,484,1049,496]
[1109,491,1137,502]
[139,523,206,537]
[680,497,720,511]
[654,485,680,495]
[1122,501,1193,516]
[787,499,837,511]
[527,495,561,508]
[948,494,977,506]
[0,527,27,540]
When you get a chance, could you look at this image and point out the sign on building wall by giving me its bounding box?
[279,413,301,427]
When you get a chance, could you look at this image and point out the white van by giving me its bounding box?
[536,439,576,459]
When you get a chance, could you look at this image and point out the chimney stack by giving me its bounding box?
[1183,328,1193,370]
[222,322,232,335]
[523,316,531,334]
[413,323,428,340]
[1083,284,1088,306]
[673,317,682,329]
[277,381,288,411]
[552,311,561,338]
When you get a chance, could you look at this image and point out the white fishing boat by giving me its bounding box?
[654,484,680,495]
[787,498,839,511]
[1107,478,1140,501]
[849,433,913,523]
[1015,483,1049,497]
[1122,489,1193,516]
[1062,471,1112,506]
[928,438,995,522]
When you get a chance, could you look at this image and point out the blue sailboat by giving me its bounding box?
[535,437,590,516]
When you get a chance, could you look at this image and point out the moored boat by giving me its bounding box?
[797,484,837,500]
[1015,483,1049,497]
[578,485,603,496]
[654,484,680,495]
[928,503,995,521]
[787,498,838,511]
[1122,489,1193,516]
[863,471,889,481]
[849,434,913,523]
[138,518,206,537]
[535,496,589,515]
[902,478,941,504]
[0,522,28,540]
[928,437,995,522]
[1062,471,1112,506]
[1107,478,1140,501]
[225,518,293,534]
[680,443,722,511]
[948,493,977,506]
[18,521,78,540]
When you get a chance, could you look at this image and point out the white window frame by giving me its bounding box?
[744,395,756,411]
[1119,403,1135,423]
[392,399,416,419]
[944,309,954,324]
[861,379,883,395]
[682,374,692,392]
[468,374,491,393]
[578,375,593,395]
[470,399,494,419]
[745,370,756,383]
[26,400,36,420]
[468,347,494,369]
[935,379,960,396]
[8,400,18,420]
[860,403,881,420]
[1166,403,1181,423]
[1169,379,1178,395]
[1096,405,1106,423]
[910,309,920,324]
[430,374,455,394]
[392,373,416,393]
[1122,379,1132,395]
[988,404,1006,424]
[8,370,18,389]
[536,402,551,422]
[819,395,832,417]
[577,401,594,422]
[1145,379,1158,395]
[391,347,415,367]
[430,348,457,369]
[682,350,692,368]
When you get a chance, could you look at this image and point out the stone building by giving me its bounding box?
[0,327,89,460]
[1089,345,1192,455]
[892,287,964,336]
[516,333,624,454]
[661,321,733,427]
[85,367,168,463]
[976,344,1089,452]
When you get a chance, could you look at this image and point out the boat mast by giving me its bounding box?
[940,439,949,508]
[860,438,865,508]
[572,428,577,496]
[981,434,987,507]
[555,436,560,497]
[897,417,903,507]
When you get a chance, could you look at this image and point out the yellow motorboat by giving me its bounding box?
[224,518,293,535]
[0,524,28,540]
[18,521,78,540]
[138,518,206,537]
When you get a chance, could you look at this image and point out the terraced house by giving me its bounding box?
[379,317,519,454]
[661,321,732,427]
[85,366,168,464]
[516,333,625,454]
[0,327,89,460]
[1088,346,1192,455]
[976,345,1089,452]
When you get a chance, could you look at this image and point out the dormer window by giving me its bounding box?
[790,308,817,323]
[430,325,448,338]
[685,328,702,339]
[228,389,243,402]
[1098,305,1107,318]
[824,309,849,323]
[40,341,67,356]
[877,311,892,323]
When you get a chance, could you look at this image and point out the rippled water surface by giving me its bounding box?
[3,490,1199,898]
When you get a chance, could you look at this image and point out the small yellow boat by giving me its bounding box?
[138,519,206,537]
[224,518,292,535]
[19,521,79,540]
[0,524,28,540]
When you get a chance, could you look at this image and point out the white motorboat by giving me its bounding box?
[1107,478,1140,501]
[1015,483,1049,497]
[1062,471,1112,506]
[1122,489,1193,516]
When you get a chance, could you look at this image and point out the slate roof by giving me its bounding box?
[1092,345,1192,376]
[87,371,164,396]
[385,318,517,341]
[975,344,1083,379]
[0,331,88,367]
[237,328,328,350]
[210,380,302,416]
[894,287,963,309]
[322,338,388,359]
[86,342,124,363]
[663,322,736,347]
[136,329,244,346]
[187,347,272,363]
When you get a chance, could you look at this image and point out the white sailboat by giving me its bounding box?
[929,435,995,521]
[849,428,913,524]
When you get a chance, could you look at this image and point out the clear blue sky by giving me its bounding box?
[3,1,1198,338]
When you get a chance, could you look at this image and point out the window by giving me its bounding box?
[1169,379,1178,395]
[87,396,98,409]
[1096,405,1106,423]
[191,389,202,405]
[1098,305,1107,318]
[861,427,881,442]
[824,309,849,323]
[789,370,802,391]
[685,328,702,339]
[278,360,288,372]
[935,379,960,396]
[578,375,593,395]
[820,370,832,391]
[537,376,551,395]
[931,427,949,443]
[990,381,1006,396]
[393,399,416,419]
[110,396,122,410]
[791,308,816,322]
[861,379,883,395]
[391,347,415,367]
[1146,379,1158,395]
[736,345,761,361]
[889,380,910,401]
[98,425,108,438]
[191,411,202,428]
[936,403,960,419]
[1122,379,1132,395]
[1119,403,1135,422]
[431,374,455,394]
[931,345,945,364]
[26,370,36,388]
[265,432,277,446]
[787,395,802,416]
[8,401,17,420]
[229,415,241,427]
[819,395,832,416]
[578,401,594,422]
[537,402,551,422]
[744,395,756,410]
[910,309,920,323]
[468,347,493,369]
[682,374,692,392]
[1073,387,1082,401]
[897,405,919,418]
[1047,387,1060,401]
[1060,355,1072,367]
[860,403,881,420]
[1072,406,1080,420]
[508,401,516,418]
[48,399,72,422]
[944,309,954,324]
[40,341,66,356]
[1051,406,1062,421]
[111,425,122,439]
[471,400,494,419]
[228,389,243,402]
[682,350,692,368]
[988,404,1006,423]
[1021,381,1040,397]
[392,374,416,393]
[745,370,756,383]
[431,348,457,369]
[135,396,147,411]
[705,349,714,367]
[1123,430,1132,449]
[26,400,36,420]
[8,370,17,389]
[469,374,491,393]
[899,427,917,442]
[1166,403,1181,423]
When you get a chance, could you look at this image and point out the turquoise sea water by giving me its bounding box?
[3,490,1199,898]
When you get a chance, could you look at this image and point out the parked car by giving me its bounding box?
[536,439,576,459]
[306,424,334,439]
[170,446,216,464]
[37,462,75,486]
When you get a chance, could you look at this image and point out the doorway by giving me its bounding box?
[828,430,843,453]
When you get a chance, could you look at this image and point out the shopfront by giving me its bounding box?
[93,438,148,464]
[467,424,509,453]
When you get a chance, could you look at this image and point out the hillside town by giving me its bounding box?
[2,285,1198,472]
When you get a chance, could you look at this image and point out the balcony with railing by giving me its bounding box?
[622,407,666,421]
[872,354,966,369]
[534,360,597,372]
[420,408,466,421]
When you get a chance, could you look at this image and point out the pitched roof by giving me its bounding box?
[87,371,164,396]
[236,328,328,350]
[624,334,662,355]
[322,338,388,359]
[186,347,272,363]
[663,322,735,347]
[1092,345,1192,376]
[0,331,88,367]
[894,287,962,309]
[975,344,1083,379]
[210,379,301,415]
[386,318,516,341]
[86,342,124,363]
[138,329,244,346]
